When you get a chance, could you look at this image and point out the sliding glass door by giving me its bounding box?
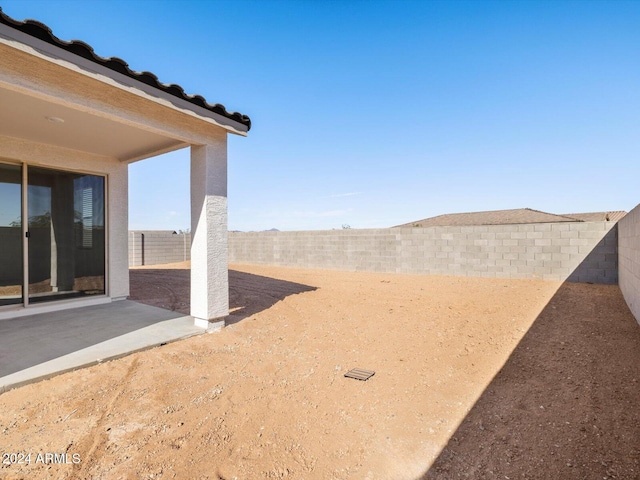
[0,163,23,306]
[0,161,106,308]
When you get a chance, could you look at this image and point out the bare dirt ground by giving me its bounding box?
[1,262,640,479]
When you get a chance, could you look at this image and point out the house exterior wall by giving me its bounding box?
[1,34,234,325]
[229,221,618,284]
[618,203,640,324]
[0,134,129,302]
[0,25,248,328]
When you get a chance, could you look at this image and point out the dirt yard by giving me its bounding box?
[1,262,639,479]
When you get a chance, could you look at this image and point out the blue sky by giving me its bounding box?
[3,0,640,231]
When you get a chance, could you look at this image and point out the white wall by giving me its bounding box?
[618,204,640,324]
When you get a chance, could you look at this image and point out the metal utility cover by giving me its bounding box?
[344,368,375,381]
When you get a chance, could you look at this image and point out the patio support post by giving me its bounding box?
[190,140,228,329]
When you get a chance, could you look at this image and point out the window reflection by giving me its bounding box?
[0,163,23,306]
[28,167,105,303]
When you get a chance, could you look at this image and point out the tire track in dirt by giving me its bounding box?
[72,358,140,479]
[4,265,640,478]
[129,269,189,314]
[155,283,180,312]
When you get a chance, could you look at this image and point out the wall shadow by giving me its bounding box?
[128,268,317,325]
[420,281,640,479]
[566,226,618,284]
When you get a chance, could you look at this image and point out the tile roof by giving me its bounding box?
[394,208,627,228]
[0,8,251,131]
[562,211,627,222]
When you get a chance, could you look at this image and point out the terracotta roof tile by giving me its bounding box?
[562,211,627,222]
[396,208,628,228]
[395,208,575,228]
[0,8,251,130]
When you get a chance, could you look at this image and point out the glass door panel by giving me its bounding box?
[0,163,23,306]
[27,167,105,303]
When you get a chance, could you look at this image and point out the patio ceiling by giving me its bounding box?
[0,8,249,164]
[0,85,186,162]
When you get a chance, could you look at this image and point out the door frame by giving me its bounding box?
[0,158,109,311]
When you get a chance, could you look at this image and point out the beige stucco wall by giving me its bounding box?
[0,134,129,301]
[618,203,640,324]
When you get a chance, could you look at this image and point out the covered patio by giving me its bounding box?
[0,9,250,327]
[0,300,202,393]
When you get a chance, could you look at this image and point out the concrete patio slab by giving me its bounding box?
[0,300,204,393]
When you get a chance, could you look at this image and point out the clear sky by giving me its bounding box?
[3,0,639,231]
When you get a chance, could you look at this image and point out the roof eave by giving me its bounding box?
[0,13,250,136]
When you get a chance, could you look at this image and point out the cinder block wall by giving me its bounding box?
[229,221,618,283]
[128,231,191,267]
[618,204,640,323]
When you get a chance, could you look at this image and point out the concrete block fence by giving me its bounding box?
[228,221,619,284]
[128,231,190,267]
[618,204,640,323]
[130,213,640,324]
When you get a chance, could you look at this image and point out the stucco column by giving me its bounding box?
[190,140,228,329]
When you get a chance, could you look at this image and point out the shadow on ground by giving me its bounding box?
[420,282,640,479]
[129,268,317,325]
[227,270,317,325]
